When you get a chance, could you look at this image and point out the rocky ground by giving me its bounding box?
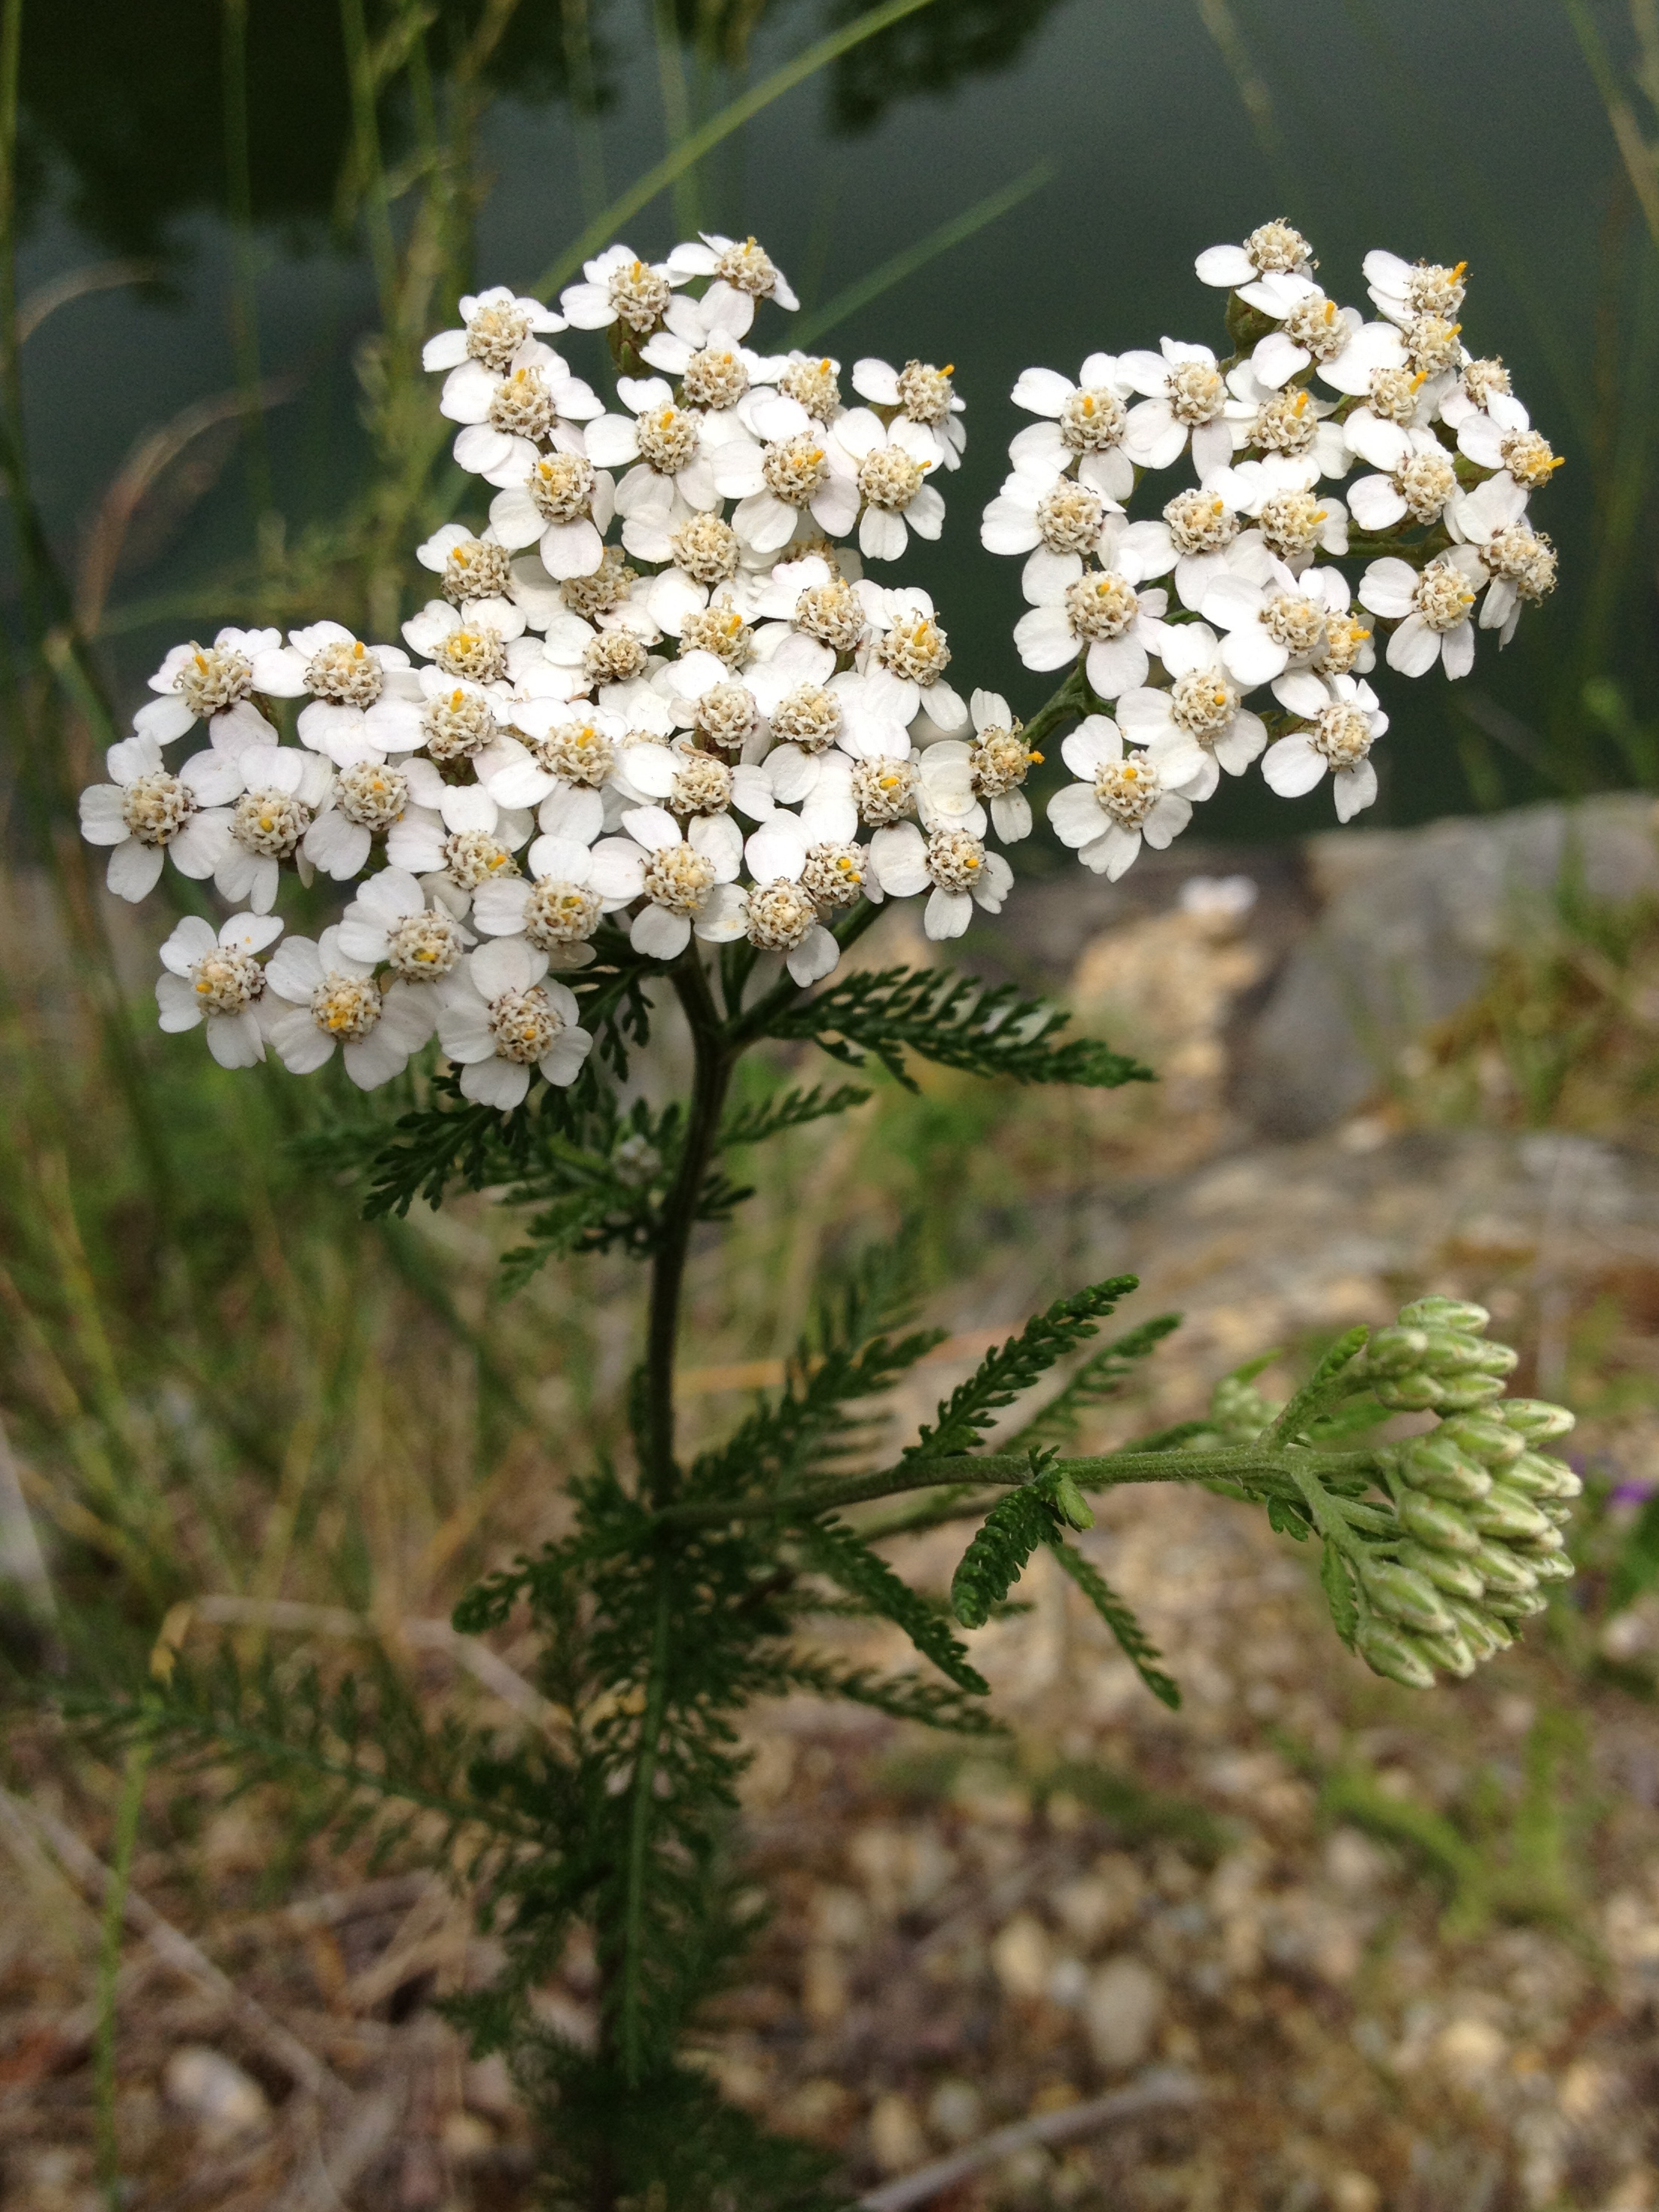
[4,801,1659,2210]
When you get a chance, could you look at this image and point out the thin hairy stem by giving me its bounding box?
[619,1569,671,2086]
[222,0,275,538]
[655,1444,1386,1528]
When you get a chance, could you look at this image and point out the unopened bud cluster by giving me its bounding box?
[1349,1298,1577,1688]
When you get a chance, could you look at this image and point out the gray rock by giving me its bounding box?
[1083,1955,1164,2070]
[1238,797,1659,1136]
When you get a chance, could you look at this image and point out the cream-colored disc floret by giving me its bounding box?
[1461,358,1511,410]
[795,578,864,652]
[1367,367,1429,425]
[668,752,735,816]
[1309,702,1374,765]
[745,879,817,950]
[487,984,566,1062]
[875,614,951,684]
[1407,259,1468,318]
[1485,525,1557,600]
[385,909,464,980]
[1311,614,1372,675]
[525,881,602,949]
[771,684,842,750]
[681,346,749,411]
[851,758,916,824]
[857,445,925,513]
[1259,591,1327,659]
[1061,386,1127,451]
[190,946,265,1016]
[335,760,409,830]
[1065,571,1139,641]
[1414,559,1477,632]
[763,435,829,507]
[680,596,754,669]
[1394,450,1457,523]
[563,547,637,620]
[1036,480,1106,555]
[309,972,382,1040]
[926,827,985,890]
[442,538,512,605]
[1253,385,1319,452]
[1164,488,1239,556]
[529,719,615,785]
[608,259,671,334]
[434,624,508,684]
[969,723,1037,797]
[693,683,761,753]
[176,642,254,718]
[1093,755,1160,827]
[489,367,554,440]
[1258,491,1329,561]
[1404,314,1463,376]
[529,452,597,523]
[669,512,740,584]
[121,772,197,845]
[801,840,865,906]
[642,843,715,914]
[1166,361,1225,425]
[895,360,956,425]
[466,300,531,370]
[636,404,702,475]
[1170,670,1239,742]
[1281,289,1349,362]
[306,638,383,706]
[233,788,311,857]
[583,630,649,687]
[779,357,842,420]
[443,830,519,888]
[423,687,496,763]
[1247,218,1313,274]
[1500,429,1563,489]
[714,236,780,297]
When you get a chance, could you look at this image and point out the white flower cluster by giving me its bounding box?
[81,218,1560,1110]
[987,219,1562,877]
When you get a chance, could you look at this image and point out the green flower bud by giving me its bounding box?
[1527,1549,1575,1583]
[1511,1523,1566,1555]
[1419,1328,1489,1374]
[1365,1325,1430,1377]
[1374,1372,1445,1411]
[1399,1436,1492,1503]
[1436,1414,1525,1467]
[1359,1559,1457,1635]
[1052,1474,1094,1531]
[1469,1341,1520,1376]
[1463,1486,1551,1542]
[1396,1540,1486,1599]
[1466,1538,1538,1595]
[1397,1489,1481,1554]
[1481,1586,1548,1621]
[1500,1398,1575,1441]
[1357,1618,1437,1688]
[1441,1594,1508,1658]
[1399,1296,1490,1334]
[1413,1626,1477,1678]
[1539,1499,1574,1526]
[1432,1374,1506,1412]
[1509,1451,1581,1501]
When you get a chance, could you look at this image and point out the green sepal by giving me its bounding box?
[1320,1537,1359,1648]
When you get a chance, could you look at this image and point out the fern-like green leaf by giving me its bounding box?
[951,1484,1060,1628]
[770,964,1152,1092]
[1045,1536,1181,1709]
[718,1083,871,1149]
[797,1518,988,1694]
[1005,1312,1182,1453]
[781,1656,1005,1736]
[910,1277,1140,1463]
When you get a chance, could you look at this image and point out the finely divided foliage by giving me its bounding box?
[84,225,1575,2207]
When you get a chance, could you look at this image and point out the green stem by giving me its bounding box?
[655,1443,1384,1529]
[1019,663,1089,758]
[619,1569,671,2086]
[0,0,22,455]
[94,1742,151,2209]
[222,0,274,538]
[339,0,398,321]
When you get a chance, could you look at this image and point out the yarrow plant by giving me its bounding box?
[86,225,1574,2208]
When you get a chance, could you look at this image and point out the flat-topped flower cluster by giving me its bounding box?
[81,219,1560,1106]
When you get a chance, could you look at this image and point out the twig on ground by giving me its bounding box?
[856,2069,1203,2211]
